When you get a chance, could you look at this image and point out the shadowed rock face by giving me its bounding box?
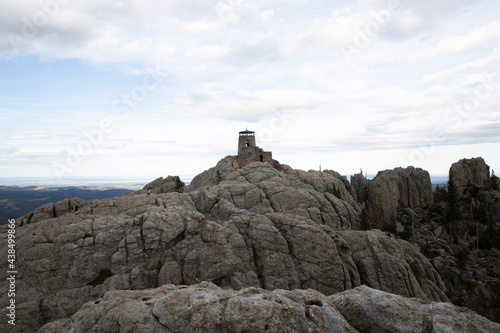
[38,283,500,333]
[0,157,455,332]
[351,166,434,227]
[449,158,500,223]
[450,157,490,199]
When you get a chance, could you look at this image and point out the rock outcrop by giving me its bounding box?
[449,157,499,223]
[141,175,180,194]
[38,282,354,333]
[330,285,500,333]
[0,203,446,330]
[190,156,359,229]
[17,197,86,225]
[450,157,491,199]
[352,167,434,227]
[39,282,499,333]
[2,156,496,332]
[336,230,446,301]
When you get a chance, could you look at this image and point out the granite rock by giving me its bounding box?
[352,167,434,227]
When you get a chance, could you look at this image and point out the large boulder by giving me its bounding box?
[450,157,490,199]
[38,283,500,333]
[330,285,500,333]
[17,197,86,226]
[351,167,433,227]
[336,230,447,302]
[141,175,181,194]
[38,282,357,333]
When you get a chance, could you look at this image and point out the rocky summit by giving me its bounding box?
[1,156,499,332]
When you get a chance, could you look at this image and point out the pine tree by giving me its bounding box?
[491,169,499,191]
[433,185,447,203]
[358,207,372,231]
[175,176,185,192]
[446,172,461,233]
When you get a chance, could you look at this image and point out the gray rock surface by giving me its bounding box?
[38,282,357,333]
[0,156,489,332]
[190,156,359,229]
[0,191,447,332]
[351,166,434,227]
[39,283,500,333]
[330,285,500,333]
[450,157,490,198]
[448,157,499,223]
[336,230,447,302]
[17,197,86,225]
[141,175,179,194]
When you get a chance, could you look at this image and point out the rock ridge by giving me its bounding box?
[2,156,495,332]
[38,282,500,333]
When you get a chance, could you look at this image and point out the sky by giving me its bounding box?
[0,0,499,183]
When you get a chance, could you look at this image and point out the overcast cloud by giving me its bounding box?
[0,0,499,181]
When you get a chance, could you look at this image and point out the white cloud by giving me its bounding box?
[259,9,275,22]
[420,51,500,84]
[435,21,500,55]
[1,0,500,179]
[172,88,334,122]
[406,21,500,63]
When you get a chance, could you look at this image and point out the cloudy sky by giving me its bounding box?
[1,0,499,183]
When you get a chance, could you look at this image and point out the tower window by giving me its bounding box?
[246,140,250,147]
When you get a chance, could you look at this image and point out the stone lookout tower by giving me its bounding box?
[237,130,273,168]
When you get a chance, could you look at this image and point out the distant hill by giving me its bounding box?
[0,186,133,224]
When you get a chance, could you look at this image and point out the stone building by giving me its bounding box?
[237,130,273,168]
